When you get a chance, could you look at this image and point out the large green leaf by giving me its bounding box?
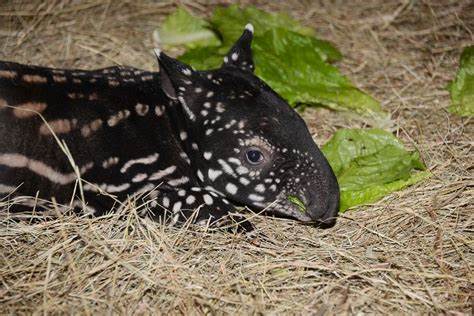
[178,6,381,114]
[322,129,430,211]
[448,46,474,117]
[211,4,317,47]
[153,7,220,49]
[252,28,381,112]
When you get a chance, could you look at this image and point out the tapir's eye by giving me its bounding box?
[246,148,264,165]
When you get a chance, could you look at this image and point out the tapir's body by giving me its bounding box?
[0,25,340,230]
[0,63,195,216]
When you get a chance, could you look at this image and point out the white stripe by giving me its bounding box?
[83,182,130,193]
[249,194,265,202]
[0,153,93,185]
[168,176,189,186]
[132,173,148,183]
[104,183,130,193]
[149,165,177,181]
[0,184,17,194]
[120,153,159,173]
[133,183,155,196]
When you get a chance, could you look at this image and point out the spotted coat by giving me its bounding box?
[0,25,340,231]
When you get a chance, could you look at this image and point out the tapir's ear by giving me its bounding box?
[155,49,199,121]
[221,24,255,72]
[154,48,197,100]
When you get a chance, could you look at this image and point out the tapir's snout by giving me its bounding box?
[305,176,340,227]
[301,153,340,228]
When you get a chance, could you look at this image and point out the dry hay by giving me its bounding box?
[0,0,472,314]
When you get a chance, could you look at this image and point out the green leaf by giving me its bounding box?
[252,28,381,113]
[448,46,474,117]
[179,46,224,70]
[211,4,317,47]
[154,7,220,49]
[179,6,380,114]
[322,129,430,211]
[287,195,307,213]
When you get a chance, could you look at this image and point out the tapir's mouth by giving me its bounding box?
[260,192,339,227]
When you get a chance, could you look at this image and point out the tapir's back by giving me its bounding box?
[0,61,177,207]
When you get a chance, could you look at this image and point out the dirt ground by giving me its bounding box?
[0,0,472,314]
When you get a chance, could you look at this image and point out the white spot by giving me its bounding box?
[218,159,236,177]
[186,195,196,205]
[102,157,119,168]
[249,194,264,202]
[135,103,149,116]
[197,170,204,182]
[236,166,249,175]
[208,169,223,181]
[203,102,211,108]
[178,189,186,197]
[162,197,170,208]
[179,131,187,141]
[182,68,192,76]
[223,56,229,63]
[205,128,213,136]
[155,106,164,117]
[239,177,250,186]
[231,52,238,61]
[216,102,225,113]
[225,183,238,195]
[203,194,213,205]
[206,91,214,98]
[203,152,212,160]
[170,213,180,226]
[227,157,241,165]
[200,110,208,117]
[255,184,265,193]
[195,87,202,93]
[179,151,190,164]
[107,110,130,127]
[172,201,182,213]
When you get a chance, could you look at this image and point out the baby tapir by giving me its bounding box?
[0,25,340,231]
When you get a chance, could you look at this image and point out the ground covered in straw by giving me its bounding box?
[0,0,472,314]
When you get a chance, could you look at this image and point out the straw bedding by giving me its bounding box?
[0,0,472,314]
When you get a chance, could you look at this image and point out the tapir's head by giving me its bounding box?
[156,24,340,227]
